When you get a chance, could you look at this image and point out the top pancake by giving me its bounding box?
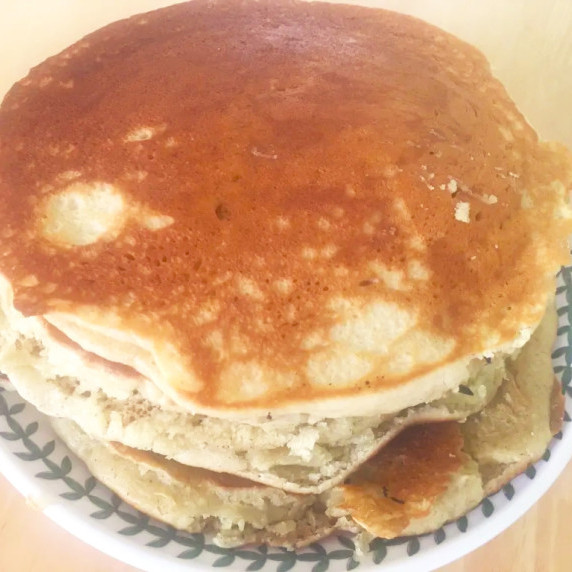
[0,0,570,417]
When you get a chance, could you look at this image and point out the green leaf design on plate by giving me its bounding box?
[562,367,572,388]
[434,528,446,544]
[206,544,234,556]
[247,558,268,571]
[178,546,203,560]
[84,475,97,493]
[7,415,25,436]
[407,537,420,556]
[119,524,147,536]
[346,557,360,571]
[481,498,494,518]
[9,402,25,415]
[0,394,8,416]
[296,545,332,571]
[63,476,87,495]
[298,553,324,562]
[61,456,72,473]
[147,537,171,549]
[276,559,296,572]
[310,543,328,556]
[237,550,263,560]
[385,537,409,547]
[42,440,56,457]
[213,555,236,567]
[457,516,468,533]
[246,552,267,570]
[312,560,330,572]
[116,508,146,526]
[503,483,515,500]
[59,475,95,501]
[90,510,115,520]
[337,536,355,550]
[542,449,551,462]
[88,494,114,511]
[36,456,71,480]
[329,550,353,560]
[145,525,176,548]
[552,346,568,359]
[268,551,295,564]
[176,532,204,549]
[61,491,86,501]
[369,538,387,564]
[566,282,572,307]
[525,465,537,479]
[557,305,569,317]
[236,548,273,571]
[24,421,38,437]
[372,548,387,566]
[15,450,42,462]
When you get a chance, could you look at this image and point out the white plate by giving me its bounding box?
[1,2,571,570]
[1,266,571,572]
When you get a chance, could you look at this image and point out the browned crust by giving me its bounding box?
[41,319,143,381]
[0,0,570,412]
[338,422,466,538]
[110,441,265,490]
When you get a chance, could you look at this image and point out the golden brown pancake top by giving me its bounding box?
[339,422,466,537]
[0,0,570,413]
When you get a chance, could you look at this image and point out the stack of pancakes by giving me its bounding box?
[0,0,571,549]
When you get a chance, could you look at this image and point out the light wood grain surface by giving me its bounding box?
[1,459,572,572]
[1,1,571,571]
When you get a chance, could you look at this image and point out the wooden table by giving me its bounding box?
[1,460,571,572]
[1,1,571,571]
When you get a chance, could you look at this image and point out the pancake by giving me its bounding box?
[0,269,507,492]
[0,0,570,551]
[336,297,561,538]
[0,0,570,422]
[48,417,484,548]
[48,301,560,547]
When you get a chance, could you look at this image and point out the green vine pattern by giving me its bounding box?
[554,265,572,401]
[0,264,570,570]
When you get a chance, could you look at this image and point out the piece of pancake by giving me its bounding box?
[335,298,561,538]
[0,275,506,492]
[50,416,346,549]
[49,301,561,547]
[461,295,564,495]
[0,0,571,425]
[0,0,571,550]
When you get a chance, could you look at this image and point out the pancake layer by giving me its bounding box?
[49,302,559,547]
[0,0,570,417]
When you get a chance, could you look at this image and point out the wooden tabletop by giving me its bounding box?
[1,459,572,572]
[1,1,571,571]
